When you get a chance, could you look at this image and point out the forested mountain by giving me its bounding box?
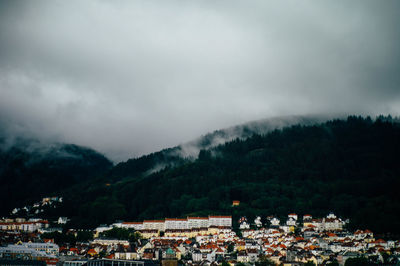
[109,115,328,182]
[59,116,400,235]
[0,136,113,216]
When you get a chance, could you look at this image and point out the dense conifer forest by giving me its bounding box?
[0,140,113,215]
[56,116,400,235]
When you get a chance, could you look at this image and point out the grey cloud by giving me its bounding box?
[0,0,399,162]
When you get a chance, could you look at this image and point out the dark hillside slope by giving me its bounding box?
[63,116,400,234]
[109,115,328,181]
[0,138,113,216]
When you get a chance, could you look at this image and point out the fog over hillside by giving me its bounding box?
[1,0,399,162]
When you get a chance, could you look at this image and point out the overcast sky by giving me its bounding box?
[0,0,399,162]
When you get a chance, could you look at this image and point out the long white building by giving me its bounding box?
[187,217,209,228]
[121,222,144,231]
[143,220,165,231]
[208,216,232,227]
[165,218,188,230]
[121,215,232,232]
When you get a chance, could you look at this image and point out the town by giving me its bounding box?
[1,199,400,266]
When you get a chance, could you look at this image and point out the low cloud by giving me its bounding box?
[0,0,399,162]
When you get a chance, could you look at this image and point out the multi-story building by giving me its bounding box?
[122,222,144,231]
[0,220,49,232]
[208,216,232,227]
[165,218,188,230]
[143,220,165,232]
[21,243,59,256]
[187,217,209,229]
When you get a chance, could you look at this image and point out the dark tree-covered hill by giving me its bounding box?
[60,116,400,235]
[0,137,113,216]
[109,115,328,181]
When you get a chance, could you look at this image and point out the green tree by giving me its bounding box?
[227,243,234,253]
[304,261,316,266]
[256,255,275,266]
[344,257,371,266]
[326,259,339,266]
[76,230,93,242]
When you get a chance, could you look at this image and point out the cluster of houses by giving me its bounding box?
[11,196,63,216]
[0,218,50,233]
[0,241,59,265]
[1,213,400,265]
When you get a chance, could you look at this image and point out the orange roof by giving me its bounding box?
[87,249,97,255]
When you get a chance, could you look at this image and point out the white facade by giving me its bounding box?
[240,222,250,230]
[324,218,344,231]
[22,242,59,256]
[0,221,48,232]
[270,218,280,226]
[208,216,232,227]
[187,217,209,228]
[95,225,112,234]
[121,222,143,231]
[143,220,165,231]
[91,239,130,247]
[327,213,337,219]
[286,217,296,226]
[254,216,262,228]
[58,217,69,224]
[165,218,188,230]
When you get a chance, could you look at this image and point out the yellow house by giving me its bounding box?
[208,227,219,235]
[235,241,246,252]
[139,229,159,239]
[232,200,240,206]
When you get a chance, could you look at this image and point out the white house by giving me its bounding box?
[270,217,280,226]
